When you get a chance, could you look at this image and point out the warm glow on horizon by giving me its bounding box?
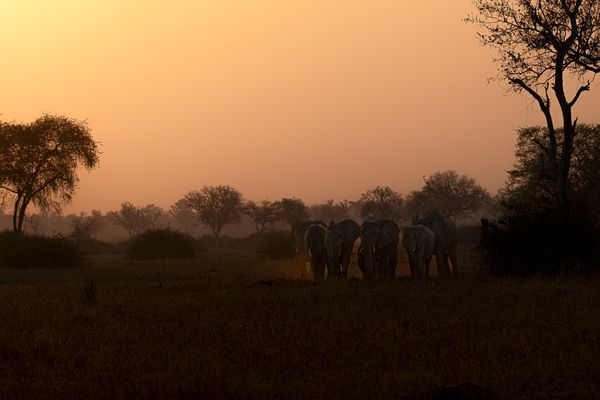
[1,1,598,213]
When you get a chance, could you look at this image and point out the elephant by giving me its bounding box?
[358,219,400,279]
[402,224,435,277]
[292,220,327,278]
[304,222,330,282]
[326,219,361,280]
[414,212,458,276]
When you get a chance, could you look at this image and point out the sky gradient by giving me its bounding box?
[1,1,598,213]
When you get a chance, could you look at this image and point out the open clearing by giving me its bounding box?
[1,250,600,399]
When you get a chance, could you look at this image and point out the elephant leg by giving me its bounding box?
[381,251,391,278]
[424,257,432,277]
[341,251,351,280]
[449,247,459,275]
[436,251,450,276]
[313,258,325,282]
[389,251,397,278]
[408,258,416,276]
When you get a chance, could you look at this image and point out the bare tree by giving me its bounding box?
[405,171,491,219]
[244,200,278,233]
[0,115,100,232]
[467,0,600,209]
[180,185,243,243]
[358,186,403,221]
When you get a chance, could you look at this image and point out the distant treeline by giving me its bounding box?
[0,169,496,243]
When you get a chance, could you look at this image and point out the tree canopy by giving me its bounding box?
[274,197,308,229]
[502,124,600,215]
[0,114,100,232]
[405,170,490,219]
[180,185,243,241]
[358,186,403,221]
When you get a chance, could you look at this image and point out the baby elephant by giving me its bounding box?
[402,224,435,277]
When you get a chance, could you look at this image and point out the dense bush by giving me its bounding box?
[128,229,200,260]
[73,237,118,255]
[256,231,295,259]
[0,231,83,269]
[480,208,600,276]
[456,224,481,245]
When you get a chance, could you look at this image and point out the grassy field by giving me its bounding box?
[1,249,600,399]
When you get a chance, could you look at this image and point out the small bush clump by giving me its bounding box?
[0,231,83,269]
[256,231,295,259]
[128,229,198,260]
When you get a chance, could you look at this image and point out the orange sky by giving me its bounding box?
[1,1,598,213]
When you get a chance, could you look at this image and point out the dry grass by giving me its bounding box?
[0,249,599,399]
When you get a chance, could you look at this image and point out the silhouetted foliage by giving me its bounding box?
[309,199,352,223]
[179,185,243,243]
[243,200,278,233]
[70,210,104,243]
[405,170,490,219]
[274,197,308,230]
[467,1,600,208]
[107,202,149,238]
[74,237,118,255]
[503,124,600,217]
[255,231,295,259]
[482,124,600,275]
[358,186,403,221]
[128,229,198,260]
[481,210,600,276]
[0,231,83,269]
[0,114,100,232]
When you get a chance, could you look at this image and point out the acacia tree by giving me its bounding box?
[0,114,100,232]
[274,197,308,229]
[404,170,490,219]
[358,186,403,221]
[467,0,600,209]
[180,185,243,243]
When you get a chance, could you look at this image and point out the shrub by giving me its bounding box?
[0,231,83,269]
[456,224,481,245]
[256,231,295,259]
[480,208,600,276]
[73,237,118,255]
[128,229,198,260]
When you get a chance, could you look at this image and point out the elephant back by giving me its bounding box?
[304,223,328,252]
[414,212,457,250]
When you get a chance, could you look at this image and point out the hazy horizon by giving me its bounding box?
[1,1,598,214]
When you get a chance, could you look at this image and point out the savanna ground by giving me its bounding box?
[1,247,600,399]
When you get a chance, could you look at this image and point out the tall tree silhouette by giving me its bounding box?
[467,0,600,209]
[0,114,100,232]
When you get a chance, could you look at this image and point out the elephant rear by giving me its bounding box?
[304,223,329,281]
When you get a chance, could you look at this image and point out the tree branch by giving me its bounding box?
[569,80,591,106]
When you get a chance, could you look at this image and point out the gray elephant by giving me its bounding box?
[358,219,400,279]
[327,219,361,280]
[292,220,326,278]
[414,212,458,276]
[304,222,330,282]
[402,224,435,277]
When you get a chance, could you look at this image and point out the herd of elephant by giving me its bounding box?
[292,212,459,281]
